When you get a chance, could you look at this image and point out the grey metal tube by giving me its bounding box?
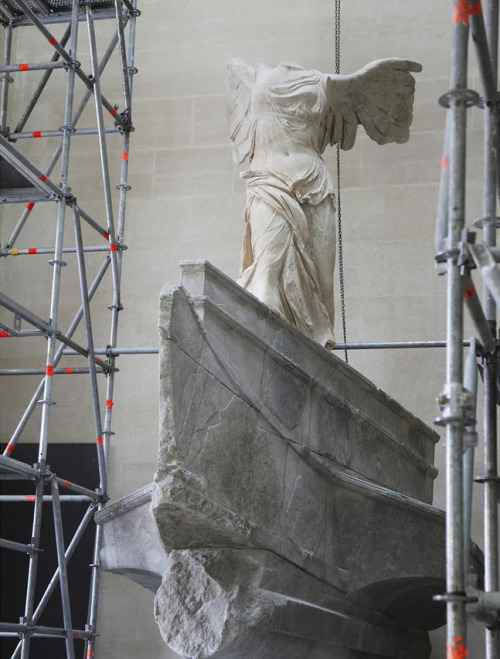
[86,5,121,306]
[10,126,121,139]
[73,205,107,494]
[463,339,478,580]
[0,495,94,502]
[0,61,65,73]
[461,271,496,353]
[115,0,131,111]
[0,538,36,553]
[51,478,75,658]
[443,0,469,651]
[0,22,12,135]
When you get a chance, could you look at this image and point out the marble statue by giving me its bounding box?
[227,58,422,348]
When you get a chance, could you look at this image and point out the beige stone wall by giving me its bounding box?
[0,1,492,657]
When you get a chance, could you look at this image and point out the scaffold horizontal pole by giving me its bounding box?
[0,367,108,375]
[0,538,37,554]
[10,126,121,140]
[1,245,115,257]
[333,340,474,350]
[0,61,65,73]
[0,622,92,639]
[0,494,95,502]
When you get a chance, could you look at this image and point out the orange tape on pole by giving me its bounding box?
[122,151,129,160]
[86,649,94,658]
[28,248,37,254]
[453,0,481,24]
[6,444,14,453]
[32,131,42,138]
[39,174,47,182]
[109,243,117,252]
[447,635,468,658]
[106,399,113,410]
[63,480,69,488]
[441,156,450,170]
[96,436,103,445]
[19,63,29,71]
[108,107,116,116]
[26,202,35,210]
[463,286,476,298]
[48,35,57,45]
[25,495,35,502]
[46,365,54,376]
[102,231,109,239]
[65,367,74,374]
[0,330,9,337]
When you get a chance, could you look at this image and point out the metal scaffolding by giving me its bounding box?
[0,0,139,657]
[0,1,498,658]
[432,1,499,657]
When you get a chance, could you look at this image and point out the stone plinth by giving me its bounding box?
[97,261,454,658]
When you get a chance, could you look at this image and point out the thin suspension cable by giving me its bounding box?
[335,0,348,363]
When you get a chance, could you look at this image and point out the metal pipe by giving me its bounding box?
[1,245,113,256]
[10,126,121,139]
[461,271,496,353]
[0,538,36,553]
[442,1,470,651]
[86,4,121,306]
[51,477,75,658]
[480,3,499,651]
[0,495,94,502]
[0,21,12,135]
[115,0,131,111]
[0,61,65,73]
[0,622,91,639]
[0,367,107,375]
[73,204,107,494]
[463,339,478,580]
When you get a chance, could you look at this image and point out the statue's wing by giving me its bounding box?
[326,58,422,151]
[227,59,256,164]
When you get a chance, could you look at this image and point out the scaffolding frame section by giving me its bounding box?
[0,1,139,657]
[433,1,499,657]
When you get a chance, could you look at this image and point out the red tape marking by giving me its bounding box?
[102,230,109,239]
[19,63,29,71]
[463,286,476,298]
[108,107,117,116]
[33,131,42,138]
[48,36,57,45]
[109,243,117,252]
[63,480,69,488]
[39,174,47,182]
[447,635,468,658]
[65,367,74,374]
[96,436,103,445]
[26,202,35,210]
[86,649,94,658]
[25,495,35,502]
[453,0,481,23]
[441,156,450,170]
[0,330,9,337]
[106,399,113,410]
[6,444,14,453]
[46,365,54,376]
[28,247,37,254]
[122,151,129,160]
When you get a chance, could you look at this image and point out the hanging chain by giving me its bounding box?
[335,0,348,363]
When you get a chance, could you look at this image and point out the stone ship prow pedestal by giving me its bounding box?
[96,260,478,658]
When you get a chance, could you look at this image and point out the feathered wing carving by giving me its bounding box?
[227,58,256,164]
[325,58,423,152]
